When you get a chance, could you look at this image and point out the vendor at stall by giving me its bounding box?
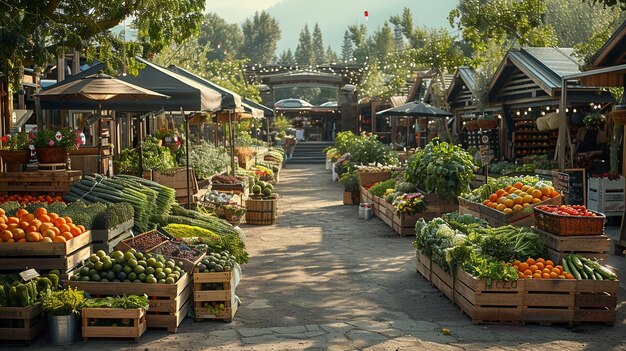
[573,117,609,170]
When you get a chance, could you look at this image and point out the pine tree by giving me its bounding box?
[326,46,339,64]
[340,30,354,63]
[312,23,325,65]
[295,24,314,66]
[278,49,295,64]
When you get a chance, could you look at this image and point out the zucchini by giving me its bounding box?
[594,271,604,280]
[581,263,596,280]
[571,255,584,270]
[561,258,573,277]
[566,256,582,280]
[580,257,617,280]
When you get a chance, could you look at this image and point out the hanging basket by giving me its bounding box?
[35,147,68,164]
[609,109,626,125]
[465,120,479,131]
[0,150,30,164]
[476,119,498,130]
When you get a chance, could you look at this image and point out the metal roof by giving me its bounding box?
[507,47,582,91]
[590,20,626,68]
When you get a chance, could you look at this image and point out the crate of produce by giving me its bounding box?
[358,171,391,188]
[0,231,92,272]
[587,197,624,216]
[91,219,134,253]
[392,212,438,237]
[574,280,618,325]
[115,230,171,253]
[523,279,576,325]
[479,196,561,227]
[65,251,192,333]
[245,197,277,225]
[0,303,45,344]
[458,197,480,213]
[430,257,454,301]
[193,271,237,322]
[534,205,605,236]
[588,176,624,193]
[81,307,147,341]
[0,170,82,194]
[533,227,610,263]
[453,268,524,325]
[147,241,205,273]
[420,192,459,214]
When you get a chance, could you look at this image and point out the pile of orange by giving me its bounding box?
[0,207,86,243]
[0,194,64,205]
[482,182,560,214]
[510,258,574,280]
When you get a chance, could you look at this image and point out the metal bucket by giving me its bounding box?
[48,314,77,345]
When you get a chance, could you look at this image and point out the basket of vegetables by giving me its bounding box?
[534,205,605,236]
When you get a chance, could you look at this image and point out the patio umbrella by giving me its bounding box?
[376,100,453,118]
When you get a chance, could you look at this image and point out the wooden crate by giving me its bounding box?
[0,303,45,344]
[523,279,576,325]
[0,231,92,271]
[574,280,618,325]
[458,197,480,212]
[0,170,81,194]
[415,251,431,281]
[392,211,438,237]
[145,168,198,205]
[115,230,170,253]
[430,258,454,301]
[421,192,458,213]
[478,196,562,227]
[91,220,134,253]
[454,269,524,325]
[81,307,147,341]
[193,270,237,322]
[245,198,278,225]
[65,272,192,333]
[533,227,611,263]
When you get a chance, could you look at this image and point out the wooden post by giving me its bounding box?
[558,79,568,170]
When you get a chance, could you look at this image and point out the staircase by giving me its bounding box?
[288,141,332,164]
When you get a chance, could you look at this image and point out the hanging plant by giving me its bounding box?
[583,113,605,131]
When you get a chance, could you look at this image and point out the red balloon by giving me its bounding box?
[364,10,368,17]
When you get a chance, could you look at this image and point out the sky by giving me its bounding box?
[204,0,458,53]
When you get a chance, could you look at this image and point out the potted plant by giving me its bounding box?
[41,287,85,345]
[0,132,30,164]
[392,192,427,215]
[583,112,606,131]
[477,115,499,130]
[339,171,360,205]
[30,127,83,164]
[155,127,182,151]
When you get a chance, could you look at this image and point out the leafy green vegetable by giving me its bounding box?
[164,223,248,264]
[83,295,149,310]
[368,179,397,197]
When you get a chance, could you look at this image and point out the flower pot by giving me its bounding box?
[465,120,479,131]
[36,147,68,164]
[48,314,77,345]
[476,119,498,130]
[0,149,30,164]
[167,143,181,152]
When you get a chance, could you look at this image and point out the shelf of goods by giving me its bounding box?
[465,129,499,161]
[91,219,134,253]
[478,196,562,227]
[193,270,238,322]
[81,307,147,341]
[0,303,44,344]
[65,273,192,333]
[416,251,618,325]
[587,176,624,217]
[0,170,82,195]
[0,231,92,275]
[513,119,557,159]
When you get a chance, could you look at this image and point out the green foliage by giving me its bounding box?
[295,24,315,66]
[240,11,281,64]
[271,115,292,134]
[164,223,248,264]
[189,141,230,180]
[368,179,397,197]
[334,131,359,154]
[405,139,477,200]
[31,128,81,150]
[0,132,28,151]
[339,171,360,193]
[41,287,85,316]
[83,295,150,310]
[199,13,244,61]
[115,136,177,175]
[346,133,399,169]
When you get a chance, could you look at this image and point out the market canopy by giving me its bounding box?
[39,58,222,112]
[167,65,243,112]
[243,98,274,118]
[376,101,453,118]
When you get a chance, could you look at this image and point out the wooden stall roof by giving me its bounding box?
[488,47,614,107]
[589,20,626,69]
[447,66,478,113]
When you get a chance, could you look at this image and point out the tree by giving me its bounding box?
[295,24,314,66]
[359,59,386,100]
[240,11,281,64]
[312,23,326,65]
[371,21,396,64]
[586,0,626,10]
[199,13,243,61]
[326,46,339,64]
[340,30,354,63]
[278,49,295,64]
[449,0,557,63]
[348,24,369,64]
[389,8,426,49]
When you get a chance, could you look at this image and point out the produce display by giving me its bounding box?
[149,241,204,263]
[0,207,87,243]
[197,251,237,273]
[0,272,60,307]
[405,139,477,200]
[489,161,534,175]
[511,257,574,279]
[164,204,241,237]
[414,214,545,282]
[263,149,284,163]
[392,193,426,214]
[251,180,276,198]
[83,295,150,310]
[69,249,186,284]
[368,179,396,197]
[536,205,597,217]
[202,191,235,204]
[211,175,241,185]
[164,224,248,264]
[63,174,176,231]
[562,254,617,281]
[122,231,170,252]
[251,165,274,181]
[0,194,64,205]
[461,175,547,203]
[481,182,559,214]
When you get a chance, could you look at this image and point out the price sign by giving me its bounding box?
[19,268,40,282]
[479,145,490,166]
[553,171,570,194]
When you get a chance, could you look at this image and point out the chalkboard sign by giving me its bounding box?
[551,168,586,205]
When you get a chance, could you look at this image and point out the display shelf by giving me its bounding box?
[512,119,557,159]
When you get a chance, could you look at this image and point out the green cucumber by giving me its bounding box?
[571,255,584,270]
[580,257,617,280]
[594,271,604,280]
[561,258,573,277]
[581,263,596,280]
[566,257,582,280]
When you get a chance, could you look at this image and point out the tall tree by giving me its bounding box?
[199,13,243,61]
[393,26,405,52]
[359,58,386,100]
[340,30,354,63]
[278,49,295,64]
[295,24,314,66]
[587,0,626,9]
[371,21,396,64]
[326,46,339,64]
[312,24,326,64]
[389,8,426,49]
[240,11,281,64]
[348,24,369,64]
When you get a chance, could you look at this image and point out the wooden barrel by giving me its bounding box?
[245,198,278,225]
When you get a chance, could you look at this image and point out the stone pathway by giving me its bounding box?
[11,165,626,350]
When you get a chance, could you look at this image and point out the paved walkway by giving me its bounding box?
[11,165,626,350]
